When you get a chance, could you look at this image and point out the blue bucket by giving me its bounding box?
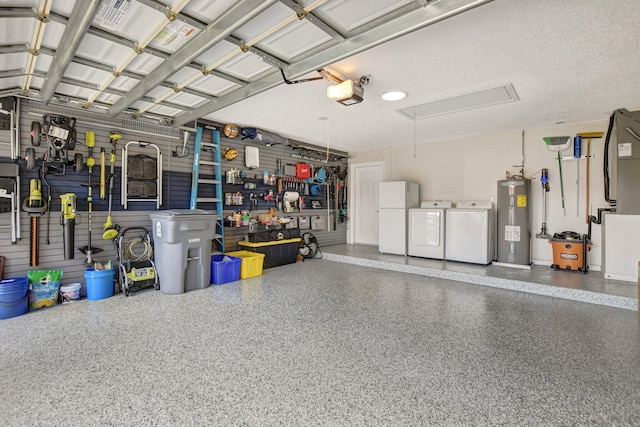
[85,268,115,300]
[0,278,29,320]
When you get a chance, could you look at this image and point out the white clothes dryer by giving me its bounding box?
[408,201,452,259]
[445,201,496,265]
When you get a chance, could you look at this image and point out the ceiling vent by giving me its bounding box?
[398,83,519,120]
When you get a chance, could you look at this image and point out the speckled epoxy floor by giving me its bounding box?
[322,244,638,310]
[1,260,639,426]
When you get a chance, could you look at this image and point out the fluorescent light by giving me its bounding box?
[327,79,364,106]
[398,83,519,120]
[382,91,407,101]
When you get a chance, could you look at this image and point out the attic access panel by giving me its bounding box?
[398,84,520,120]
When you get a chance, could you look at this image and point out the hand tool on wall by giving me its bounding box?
[327,181,331,231]
[79,131,102,266]
[341,169,348,223]
[22,178,48,266]
[573,136,581,217]
[543,136,571,216]
[103,133,121,240]
[99,147,106,200]
[41,166,52,245]
[334,176,339,231]
[60,193,77,260]
[535,169,551,239]
[576,132,603,224]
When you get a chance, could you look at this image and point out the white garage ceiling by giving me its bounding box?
[1,0,639,152]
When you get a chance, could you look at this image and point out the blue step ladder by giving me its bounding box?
[190,126,224,252]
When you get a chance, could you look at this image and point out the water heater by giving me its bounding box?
[496,178,531,266]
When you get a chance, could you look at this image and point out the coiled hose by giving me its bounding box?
[123,237,153,262]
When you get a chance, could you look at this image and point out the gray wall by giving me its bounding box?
[0,99,348,285]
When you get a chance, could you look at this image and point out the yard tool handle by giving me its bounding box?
[557,151,566,216]
[100,148,106,200]
[120,226,151,239]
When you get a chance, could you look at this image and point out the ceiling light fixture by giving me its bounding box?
[382,91,407,101]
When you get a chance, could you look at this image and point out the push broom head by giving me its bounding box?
[543,136,572,152]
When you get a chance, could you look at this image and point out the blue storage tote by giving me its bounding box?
[85,268,115,300]
[0,277,29,320]
[210,254,241,285]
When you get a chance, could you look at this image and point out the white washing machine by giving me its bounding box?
[445,201,496,265]
[408,201,452,259]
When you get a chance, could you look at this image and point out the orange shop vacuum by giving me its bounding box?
[549,231,591,273]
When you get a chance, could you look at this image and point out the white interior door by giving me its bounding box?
[350,162,383,245]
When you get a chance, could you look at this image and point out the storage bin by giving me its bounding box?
[298,216,310,230]
[284,217,298,229]
[247,228,300,242]
[225,251,265,279]
[211,254,241,284]
[311,215,325,230]
[0,277,29,320]
[85,268,115,300]
[238,238,301,269]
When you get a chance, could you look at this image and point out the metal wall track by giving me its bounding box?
[0,102,349,285]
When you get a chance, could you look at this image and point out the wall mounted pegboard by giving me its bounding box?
[194,119,350,251]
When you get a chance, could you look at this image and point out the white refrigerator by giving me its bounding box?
[378,181,420,255]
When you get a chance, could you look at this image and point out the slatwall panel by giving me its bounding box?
[1,100,185,283]
[203,126,349,252]
[0,100,349,284]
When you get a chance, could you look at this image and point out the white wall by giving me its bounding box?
[350,119,611,269]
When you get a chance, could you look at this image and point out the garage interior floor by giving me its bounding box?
[322,244,639,310]
[1,244,638,425]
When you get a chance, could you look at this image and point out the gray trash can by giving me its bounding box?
[149,209,216,294]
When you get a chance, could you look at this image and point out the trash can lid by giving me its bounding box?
[150,209,212,218]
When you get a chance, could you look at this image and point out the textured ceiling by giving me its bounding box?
[208,0,640,151]
[1,0,639,153]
